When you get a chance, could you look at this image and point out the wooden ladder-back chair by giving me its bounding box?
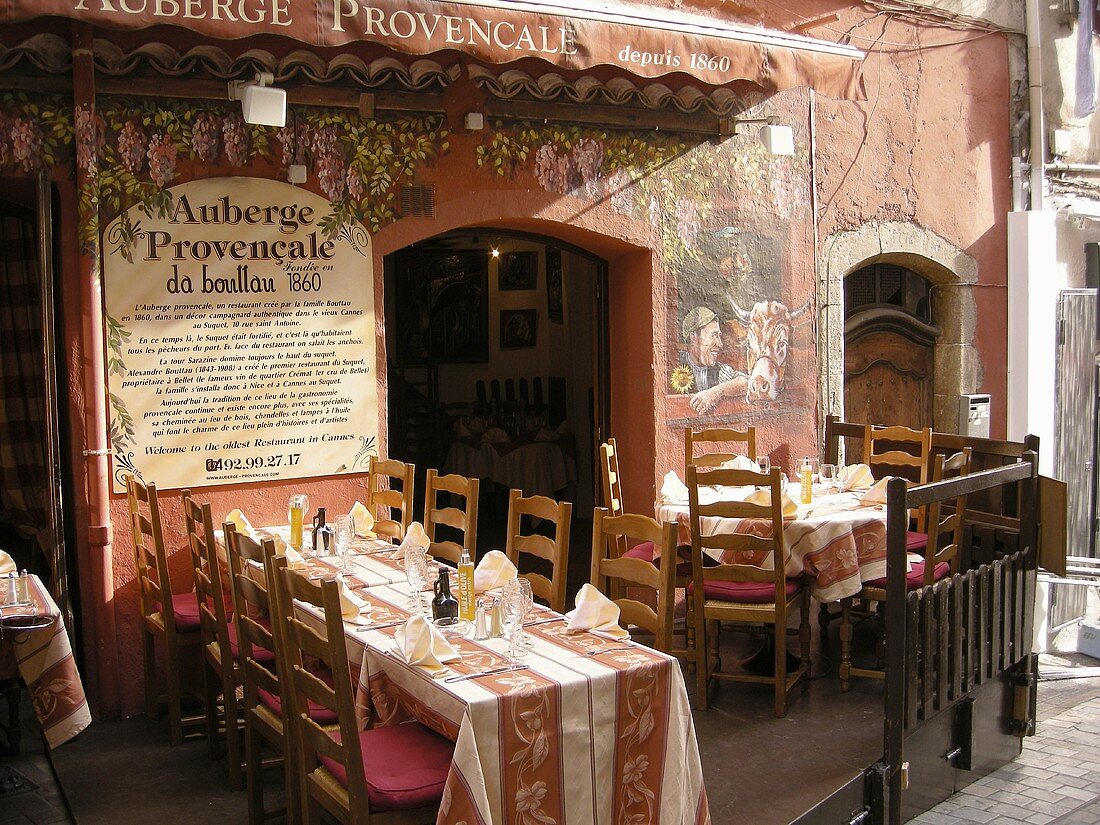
[590,508,682,655]
[182,489,242,789]
[225,525,304,825]
[280,572,455,824]
[864,423,934,545]
[686,465,810,717]
[839,447,973,691]
[504,489,572,614]
[423,469,479,566]
[367,455,415,541]
[126,475,204,745]
[685,426,757,468]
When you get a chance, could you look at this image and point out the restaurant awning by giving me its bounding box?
[1,0,865,99]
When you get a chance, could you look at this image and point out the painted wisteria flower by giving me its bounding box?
[0,111,10,167]
[147,132,178,187]
[221,112,250,167]
[75,106,98,178]
[190,111,221,162]
[571,137,604,198]
[607,167,635,215]
[11,116,44,173]
[346,167,365,201]
[534,143,560,192]
[677,198,700,249]
[276,121,296,166]
[117,119,146,175]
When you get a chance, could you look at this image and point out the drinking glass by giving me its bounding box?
[517,578,535,648]
[404,547,429,615]
[288,494,309,550]
[333,515,353,574]
[820,464,838,494]
[501,581,527,661]
[756,455,771,475]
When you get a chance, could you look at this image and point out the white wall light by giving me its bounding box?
[228,72,287,128]
[725,115,796,156]
[464,112,485,131]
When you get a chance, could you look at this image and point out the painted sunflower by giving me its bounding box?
[669,366,694,394]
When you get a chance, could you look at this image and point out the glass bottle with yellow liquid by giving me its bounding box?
[799,457,814,505]
[457,548,475,621]
[288,494,308,550]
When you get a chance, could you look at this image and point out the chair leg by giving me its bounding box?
[773,623,788,718]
[284,736,303,825]
[224,681,243,792]
[817,602,832,650]
[244,719,265,825]
[799,599,811,688]
[839,598,853,692]
[142,629,158,720]
[695,619,710,711]
[165,640,185,746]
[202,659,220,758]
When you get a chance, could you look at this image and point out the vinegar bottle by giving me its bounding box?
[800,457,814,505]
[457,549,475,621]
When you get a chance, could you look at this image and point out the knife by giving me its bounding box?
[443,664,529,683]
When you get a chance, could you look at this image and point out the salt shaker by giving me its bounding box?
[473,597,490,641]
[16,569,29,604]
[4,572,15,605]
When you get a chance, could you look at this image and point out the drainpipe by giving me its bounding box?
[73,23,121,716]
[1026,0,1045,209]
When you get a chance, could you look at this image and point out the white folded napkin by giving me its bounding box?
[659,470,690,504]
[839,463,876,492]
[454,419,472,438]
[474,550,518,592]
[0,549,15,574]
[349,500,375,537]
[718,455,759,472]
[390,521,430,561]
[482,427,510,443]
[394,614,460,677]
[283,545,307,570]
[468,417,487,435]
[336,576,370,620]
[860,476,897,505]
[534,427,556,441]
[225,508,259,539]
[565,583,630,640]
[743,488,799,518]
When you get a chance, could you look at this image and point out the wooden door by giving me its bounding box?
[844,330,933,429]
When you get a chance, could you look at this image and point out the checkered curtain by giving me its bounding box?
[0,206,50,571]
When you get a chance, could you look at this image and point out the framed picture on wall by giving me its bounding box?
[395,251,488,363]
[499,251,538,290]
[500,309,537,349]
[545,246,563,323]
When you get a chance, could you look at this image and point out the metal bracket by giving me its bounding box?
[949,697,976,771]
[1010,655,1039,736]
[859,762,889,825]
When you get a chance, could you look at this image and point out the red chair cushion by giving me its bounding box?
[905,531,929,552]
[864,560,951,591]
[688,577,802,604]
[623,541,693,577]
[227,617,276,665]
[318,722,455,811]
[162,591,233,632]
[258,666,337,724]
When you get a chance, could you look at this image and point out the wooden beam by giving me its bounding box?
[482,97,723,136]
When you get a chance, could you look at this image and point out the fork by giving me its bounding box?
[585,646,636,657]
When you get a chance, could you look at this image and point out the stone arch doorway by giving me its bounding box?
[821,222,980,433]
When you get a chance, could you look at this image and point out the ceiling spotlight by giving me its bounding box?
[228,72,287,128]
[491,246,501,258]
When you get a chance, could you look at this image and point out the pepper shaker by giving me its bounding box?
[473,597,490,641]
[488,596,504,639]
[16,569,28,604]
[4,572,15,605]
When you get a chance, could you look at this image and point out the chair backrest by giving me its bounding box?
[685,465,787,593]
[685,426,757,469]
[922,447,974,584]
[182,490,232,652]
[367,455,415,541]
[504,489,572,613]
[590,507,677,652]
[423,469,479,566]
[125,474,181,635]
[280,571,367,819]
[224,524,282,717]
[863,424,932,485]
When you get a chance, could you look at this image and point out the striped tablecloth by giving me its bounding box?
[334,580,710,825]
[0,575,90,748]
[658,486,894,602]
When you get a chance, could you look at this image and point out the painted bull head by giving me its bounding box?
[727,297,812,403]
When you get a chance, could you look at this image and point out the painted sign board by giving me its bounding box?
[103,177,377,492]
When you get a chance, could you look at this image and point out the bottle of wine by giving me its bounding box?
[457,548,475,621]
[312,507,333,556]
[432,568,459,624]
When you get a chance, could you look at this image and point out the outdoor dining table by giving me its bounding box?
[657,481,899,602]
[0,574,91,748]
[292,544,710,825]
[443,433,576,499]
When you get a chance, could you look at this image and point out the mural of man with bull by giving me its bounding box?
[679,306,749,414]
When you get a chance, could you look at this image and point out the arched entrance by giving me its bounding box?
[383,228,609,565]
[843,262,938,429]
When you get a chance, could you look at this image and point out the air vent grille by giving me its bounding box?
[399,184,436,218]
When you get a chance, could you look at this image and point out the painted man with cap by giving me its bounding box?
[681,306,749,414]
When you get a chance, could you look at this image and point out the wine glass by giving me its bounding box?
[517,577,535,649]
[820,464,838,494]
[501,581,527,661]
[404,547,429,615]
[333,515,353,574]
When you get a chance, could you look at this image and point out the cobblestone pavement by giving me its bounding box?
[911,693,1100,825]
